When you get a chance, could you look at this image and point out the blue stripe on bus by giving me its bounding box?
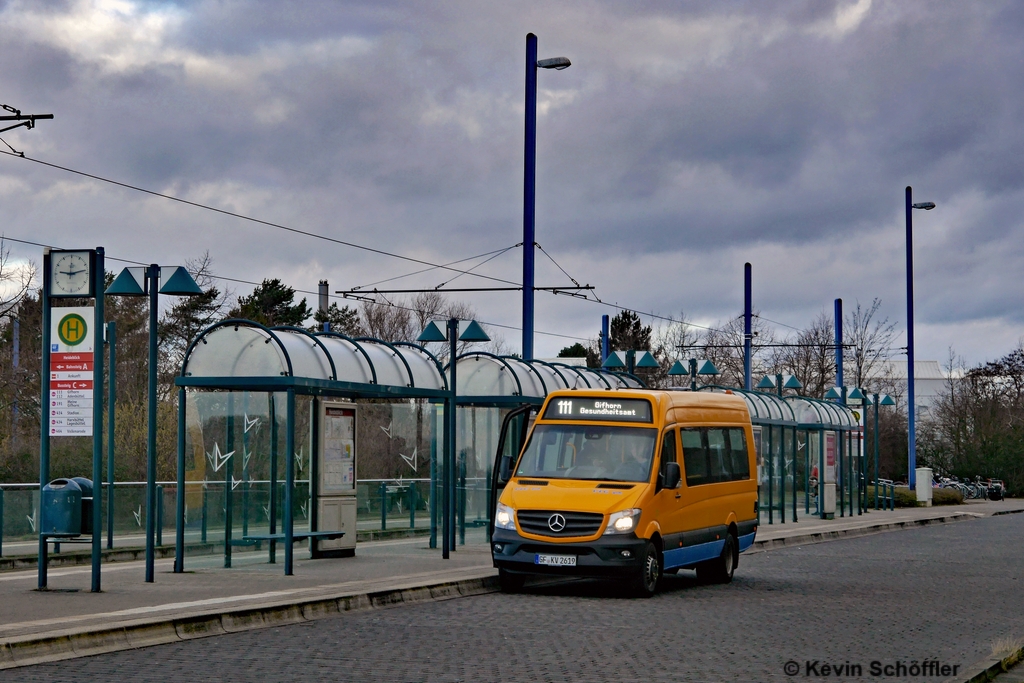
[737,531,756,552]
[662,539,725,570]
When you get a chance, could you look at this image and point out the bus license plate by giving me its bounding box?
[535,554,576,567]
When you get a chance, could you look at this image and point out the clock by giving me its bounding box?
[49,250,95,298]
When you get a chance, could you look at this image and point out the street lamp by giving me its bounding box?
[107,265,202,582]
[867,393,896,509]
[906,186,935,491]
[523,33,570,360]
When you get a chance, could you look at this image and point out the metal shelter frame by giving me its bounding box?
[173,320,451,576]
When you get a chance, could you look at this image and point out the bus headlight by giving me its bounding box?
[604,508,641,535]
[495,502,516,531]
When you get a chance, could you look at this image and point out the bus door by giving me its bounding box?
[488,405,536,539]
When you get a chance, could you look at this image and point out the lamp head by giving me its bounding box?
[912,202,936,210]
[537,57,571,70]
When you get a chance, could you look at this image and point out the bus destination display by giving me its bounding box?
[543,397,653,423]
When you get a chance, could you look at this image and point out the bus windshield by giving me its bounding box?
[515,424,657,483]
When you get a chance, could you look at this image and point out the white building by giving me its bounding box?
[863,360,949,418]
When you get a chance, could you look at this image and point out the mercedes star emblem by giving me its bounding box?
[547,513,566,532]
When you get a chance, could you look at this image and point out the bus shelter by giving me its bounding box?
[446,352,644,543]
[173,319,450,575]
[695,387,799,524]
[783,396,859,520]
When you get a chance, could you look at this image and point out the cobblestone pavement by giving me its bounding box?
[5,514,1023,683]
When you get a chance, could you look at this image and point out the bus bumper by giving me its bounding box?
[490,528,648,578]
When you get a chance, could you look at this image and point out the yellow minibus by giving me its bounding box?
[490,389,758,597]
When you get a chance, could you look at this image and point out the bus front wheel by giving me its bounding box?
[630,541,661,598]
[498,568,526,593]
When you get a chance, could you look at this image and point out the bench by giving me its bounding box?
[242,531,346,543]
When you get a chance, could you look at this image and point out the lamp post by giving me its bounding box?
[869,393,896,509]
[417,319,489,559]
[523,33,570,360]
[106,265,202,581]
[905,187,936,490]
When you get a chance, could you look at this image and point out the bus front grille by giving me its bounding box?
[517,510,604,537]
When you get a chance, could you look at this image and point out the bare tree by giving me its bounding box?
[0,239,35,320]
[845,298,898,391]
[361,297,415,342]
[774,311,835,398]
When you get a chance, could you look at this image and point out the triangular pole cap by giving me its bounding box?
[458,320,490,342]
[602,351,626,369]
[105,267,146,296]
[159,266,203,296]
[416,321,448,342]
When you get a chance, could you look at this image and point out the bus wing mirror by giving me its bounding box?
[498,454,514,484]
[663,462,681,489]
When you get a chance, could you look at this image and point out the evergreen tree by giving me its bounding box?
[230,278,311,327]
[609,310,652,352]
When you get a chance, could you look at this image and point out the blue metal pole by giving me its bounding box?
[91,247,105,592]
[224,396,234,568]
[174,386,186,572]
[106,321,116,550]
[906,186,917,489]
[835,298,843,394]
[38,249,52,590]
[522,33,538,360]
[744,263,752,391]
[601,315,610,362]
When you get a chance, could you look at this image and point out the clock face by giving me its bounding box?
[51,251,92,297]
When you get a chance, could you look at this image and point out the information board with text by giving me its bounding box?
[49,306,95,437]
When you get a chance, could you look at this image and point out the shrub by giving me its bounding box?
[892,486,963,506]
[932,487,964,505]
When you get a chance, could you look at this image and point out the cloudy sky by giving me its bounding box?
[0,0,1021,366]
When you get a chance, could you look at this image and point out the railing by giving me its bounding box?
[0,476,495,557]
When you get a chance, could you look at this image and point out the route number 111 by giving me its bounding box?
[556,400,573,415]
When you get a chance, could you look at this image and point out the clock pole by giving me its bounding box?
[90,247,104,592]
[37,249,51,590]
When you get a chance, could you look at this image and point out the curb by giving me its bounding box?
[0,574,498,670]
[949,644,1024,682]
[748,513,979,552]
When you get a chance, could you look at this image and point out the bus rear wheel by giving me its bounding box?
[498,568,526,593]
[697,534,736,585]
[630,541,661,598]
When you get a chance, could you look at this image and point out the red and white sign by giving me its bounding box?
[49,307,96,437]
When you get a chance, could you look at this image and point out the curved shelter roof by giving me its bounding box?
[697,386,797,426]
[784,395,858,430]
[451,353,645,405]
[177,320,447,399]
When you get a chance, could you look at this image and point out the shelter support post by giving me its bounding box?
[284,388,295,575]
[792,426,798,522]
[224,395,234,568]
[174,387,186,572]
[429,420,437,549]
[819,431,826,520]
[838,429,845,518]
[268,394,278,563]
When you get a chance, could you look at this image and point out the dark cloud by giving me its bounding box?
[0,0,1021,363]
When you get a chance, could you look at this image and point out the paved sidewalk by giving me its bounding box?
[1,499,1021,669]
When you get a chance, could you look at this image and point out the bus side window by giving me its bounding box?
[681,428,708,486]
[727,428,751,481]
[707,429,729,483]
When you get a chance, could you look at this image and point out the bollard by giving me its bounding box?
[201,485,208,543]
[379,482,387,531]
[156,485,164,546]
[408,483,416,529]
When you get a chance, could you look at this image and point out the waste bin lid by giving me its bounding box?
[43,478,82,492]
[70,477,93,498]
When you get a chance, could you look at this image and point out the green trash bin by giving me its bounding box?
[40,479,83,537]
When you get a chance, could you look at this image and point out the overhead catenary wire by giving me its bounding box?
[0,148,520,287]
[0,234,591,343]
